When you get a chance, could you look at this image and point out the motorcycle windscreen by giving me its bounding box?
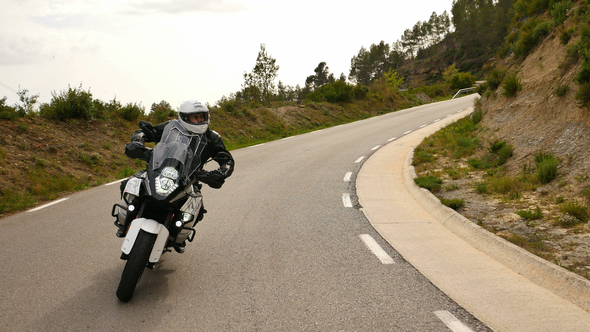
[150,121,201,181]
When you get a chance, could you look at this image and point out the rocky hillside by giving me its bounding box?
[421,16,590,280]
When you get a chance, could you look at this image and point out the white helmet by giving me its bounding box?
[178,99,209,134]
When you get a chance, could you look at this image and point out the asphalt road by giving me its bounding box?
[0,95,488,331]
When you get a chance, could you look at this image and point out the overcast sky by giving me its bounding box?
[1,0,454,111]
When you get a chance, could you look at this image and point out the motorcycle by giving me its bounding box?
[111,120,224,302]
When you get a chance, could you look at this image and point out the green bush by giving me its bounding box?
[306,81,355,103]
[489,141,507,153]
[0,97,19,120]
[555,84,570,97]
[536,152,559,184]
[40,84,96,120]
[575,83,590,108]
[532,21,551,42]
[475,182,489,194]
[511,19,550,57]
[440,198,465,210]
[487,68,506,91]
[560,201,589,223]
[471,109,483,125]
[502,72,522,98]
[117,103,144,122]
[496,144,515,166]
[551,0,573,25]
[414,176,443,192]
[560,28,574,45]
[515,207,543,220]
[354,83,369,99]
[414,150,435,164]
[149,100,176,123]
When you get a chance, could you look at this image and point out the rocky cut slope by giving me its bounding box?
[460,18,590,278]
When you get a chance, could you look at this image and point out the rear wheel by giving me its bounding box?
[116,230,157,302]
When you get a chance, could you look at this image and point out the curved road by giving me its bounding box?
[0,95,486,331]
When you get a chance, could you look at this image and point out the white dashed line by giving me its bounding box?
[355,156,365,163]
[387,137,397,142]
[457,110,463,113]
[434,311,474,332]
[371,145,381,151]
[419,124,427,128]
[342,193,353,207]
[403,130,413,135]
[446,114,453,117]
[27,198,70,212]
[359,234,395,264]
[343,172,352,182]
[433,119,441,122]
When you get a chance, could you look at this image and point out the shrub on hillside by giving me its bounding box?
[551,0,572,25]
[0,97,19,120]
[150,100,176,123]
[443,64,475,90]
[306,81,355,103]
[117,103,144,122]
[40,84,96,120]
[486,68,506,91]
[511,18,551,57]
[502,72,522,97]
[535,152,559,184]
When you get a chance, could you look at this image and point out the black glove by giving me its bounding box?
[196,170,225,189]
[218,164,232,178]
[138,121,156,142]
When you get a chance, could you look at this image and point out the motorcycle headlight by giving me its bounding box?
[155,167,179,196]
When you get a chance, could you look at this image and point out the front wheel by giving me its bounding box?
[116,230,157,302]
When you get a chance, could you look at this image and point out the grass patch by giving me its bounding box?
[560,201,589,224]
[475,181,489,194]
[555,84,570,97]
[414,176,443,192]
[440,198,465,210]
[535,152,559,184]
[502,72,522,98]
[515,206,543,220]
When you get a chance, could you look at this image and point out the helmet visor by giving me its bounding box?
[180,112,209,125]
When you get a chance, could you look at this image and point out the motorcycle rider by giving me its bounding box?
[117,99,235,250]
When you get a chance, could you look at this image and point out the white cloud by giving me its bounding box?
[124,0,255,14]
[1,0,456,109]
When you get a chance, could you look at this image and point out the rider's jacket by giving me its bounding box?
[124,120,235,179]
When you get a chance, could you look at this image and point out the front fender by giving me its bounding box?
[122,218,169,263]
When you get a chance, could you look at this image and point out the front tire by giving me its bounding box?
[116,230,157,302]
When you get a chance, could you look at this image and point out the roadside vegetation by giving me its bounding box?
[412,103,590,278]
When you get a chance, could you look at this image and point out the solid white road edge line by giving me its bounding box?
[247,143,266,149]
[355,156,365,163]
[104,178,127,186]
[434,311,474,332]
[27,198,70,212]
[342,193,353,207]
[359,234,395,264]
[344,172,352,182]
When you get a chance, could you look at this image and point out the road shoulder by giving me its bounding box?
[356,109,590,332]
